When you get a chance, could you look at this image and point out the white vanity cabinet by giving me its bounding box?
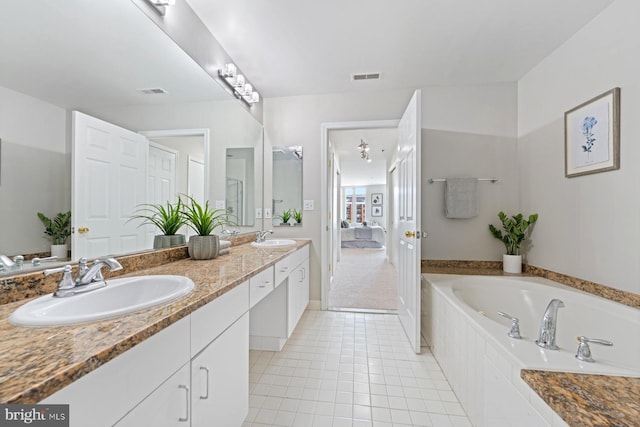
[41,281,250,427]
[250,245,310,351]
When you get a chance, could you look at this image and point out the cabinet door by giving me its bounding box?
[114,363,191,427]
[192,312,249,427]
[288,257,309,335]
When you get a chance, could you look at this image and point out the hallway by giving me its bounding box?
[329,248,397,311]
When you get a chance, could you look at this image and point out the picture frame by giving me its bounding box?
[371,205,383,217]
[371,193,383,205]
[565,88,620,178]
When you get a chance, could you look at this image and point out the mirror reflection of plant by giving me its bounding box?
[37,211,71,245]
[181,195,235,236]
[276,209,292,225]
[292,209,302,224]
[489,211,538,255]
[129,199,186,235]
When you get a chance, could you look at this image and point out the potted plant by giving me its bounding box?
[489,211,538,273]
[276,209,292,226]
[129,199,187,249]
[292,209,302,225]
[181,195,234,260]
[37,211,71,259]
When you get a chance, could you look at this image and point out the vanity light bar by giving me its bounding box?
[219,63,260,106]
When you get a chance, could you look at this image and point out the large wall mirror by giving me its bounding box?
[0,1,263,277]
[272,146,303,226]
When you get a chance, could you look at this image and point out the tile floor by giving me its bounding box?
[243,310,472,427]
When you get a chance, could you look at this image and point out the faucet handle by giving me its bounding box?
[497,311,522,339]
[575,336,613,363]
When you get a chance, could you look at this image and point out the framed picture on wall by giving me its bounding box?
[371,205,383,217]
[565,87,620,177]
[371,193,383,205]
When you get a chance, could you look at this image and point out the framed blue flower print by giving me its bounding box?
[565,88,620,177]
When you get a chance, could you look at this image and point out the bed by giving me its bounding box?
[340,225,385,248]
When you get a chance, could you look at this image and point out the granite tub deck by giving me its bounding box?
[0,240,310,404]
[521,370,640,427]
[422,265,640,427]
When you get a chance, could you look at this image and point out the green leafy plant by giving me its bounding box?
[292,209,302,224]
[181,195,234,236]
[276,209,292,225]
[129,199,186,235]
[37,211,71,245]
[489,211,538,255]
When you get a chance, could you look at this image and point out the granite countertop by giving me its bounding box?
[0,240,310,404]
[521,370,640,427]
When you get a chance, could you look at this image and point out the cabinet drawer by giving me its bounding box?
[250,267,274,308]
[191,280,249,357]
[274,245,309,286]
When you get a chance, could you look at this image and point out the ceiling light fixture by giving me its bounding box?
[219,63,261,106]
[144,0,175,16]
[357,139,371,162]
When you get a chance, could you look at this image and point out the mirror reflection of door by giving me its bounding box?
[147,142,178,248]
[225,148,255,227]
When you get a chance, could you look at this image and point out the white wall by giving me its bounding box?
[263,84,519,302]
[517,0,640,294]
[0,86,69,256]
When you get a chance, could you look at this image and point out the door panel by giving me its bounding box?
[397,90,422,353]
[72,111,148,260]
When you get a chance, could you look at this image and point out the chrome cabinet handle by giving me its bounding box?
[178,384,189,422]
[301,267,306,280]
[575,336,613,363]
[199,366,210,400]
[497,311,522,339]
[258,280,270,288]
[280,267,289,272]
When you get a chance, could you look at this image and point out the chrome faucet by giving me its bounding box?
[255,230,273,243]
[44,257,123,297]
[536,299,565,350]
[0,255,16,272]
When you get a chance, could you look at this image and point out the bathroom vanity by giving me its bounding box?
[0,240,310,427]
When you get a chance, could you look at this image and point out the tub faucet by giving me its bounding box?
[536,299,565,350]
[255,230,273,243]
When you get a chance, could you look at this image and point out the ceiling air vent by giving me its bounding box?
[137,88,168,95]
[351,73,381,81]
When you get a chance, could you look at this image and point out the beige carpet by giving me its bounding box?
[328,247,398,310]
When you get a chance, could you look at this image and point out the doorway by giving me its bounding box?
[322,124,400,312]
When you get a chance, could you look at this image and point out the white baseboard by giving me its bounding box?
[249,335,286,351]
[307,299,321,310]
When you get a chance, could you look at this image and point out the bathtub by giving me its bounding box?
[422,274,640,427]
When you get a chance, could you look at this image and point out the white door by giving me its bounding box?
[72,111,148,260]
[147,143,178,246]
[188,156,205,205]
[396,90,422,353]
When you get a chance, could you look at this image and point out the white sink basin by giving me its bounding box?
[251,239,296,248]
[9,275,194,327]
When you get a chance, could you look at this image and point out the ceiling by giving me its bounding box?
[330,128,398,187]
[187,0,614,98]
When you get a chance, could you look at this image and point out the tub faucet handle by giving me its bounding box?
[497,311,522,339]
[575,336,613,363]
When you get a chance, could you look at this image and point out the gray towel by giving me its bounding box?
[445,178,478,219]
[354,227,372,239]
[219,240,232,250]
[219,248,230,256]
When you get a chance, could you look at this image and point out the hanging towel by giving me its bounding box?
[445,178,478,219]
[219,240,232,250]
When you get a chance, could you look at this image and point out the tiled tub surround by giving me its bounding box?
[0,239,310,405]
[422,274,640,427]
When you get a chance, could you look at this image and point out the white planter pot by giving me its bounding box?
[502,254,522,274]
[51,244,68,260]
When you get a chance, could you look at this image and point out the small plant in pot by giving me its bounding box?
[489,211,538,274]
[129,199,187,249]
[292,209,302,225]
[181,195,234,260]
[276,209,292,226]
[37,211,71,260]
